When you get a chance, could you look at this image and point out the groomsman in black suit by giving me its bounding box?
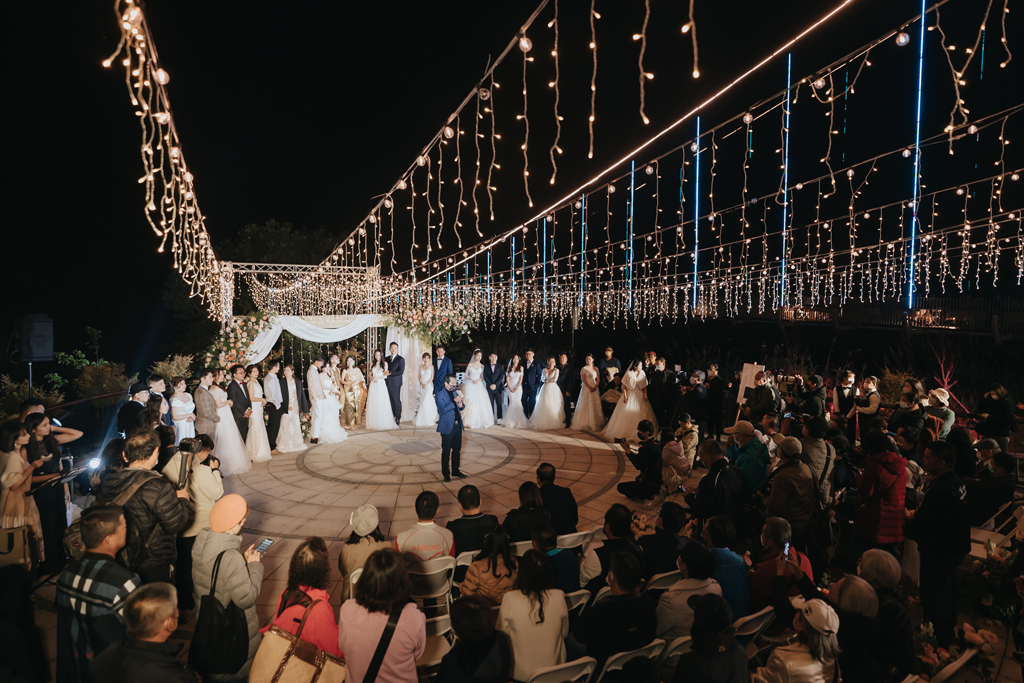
[385,341,405,424]
[556,353,575,427]
[116,382,151,437]
[521,350,543,418]
[647,356,673,428]
[483,352,505,422]
[226,364,252,441]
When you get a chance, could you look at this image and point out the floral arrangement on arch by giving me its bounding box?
[205,314,275,368]
[383,304,477,345]
[958,539,1020,623]
[913,620,998,681]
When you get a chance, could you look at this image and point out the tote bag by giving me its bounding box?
[249,600,345,683]
[189,550,250,674]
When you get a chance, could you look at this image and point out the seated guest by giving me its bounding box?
[684,440,745,527]
[674,413,700,467]
[461,525,518,607]
[638,501,689,580]
[532,522,579,594]
[261,537,342,658]
[724,421,771,495]
[889,392,926,434]
[858,549,913,680]
[925,388,956,440]
[971,438,1002,478]
[537,462,579,535]
[56,505,140,683]
[749,517,812,612]
[339,549,426,682]
[571,552,657,669]
[656,542,721,647]
[340,505,391,600]
[497,549,569,682]
[447,484,499,556]
[966,452,1017,526]
[659,429,690,492]
[948,427,978,479]
[502,481,552,542]
[580,504,645,594]
[752,598,840,683]
[90,583,197,683]
[698,515,750,621]
[395,491,455,561]
[437,597,512,683]
[672,594,748,683]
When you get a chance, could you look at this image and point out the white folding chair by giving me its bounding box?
[930,649,977,683]
[593,585,612,605]
[408,556,456,614]
[511,540,533,557]
[732,606,776,659]
[453,550,476,589]
[348,567,362,596]
[643,570,682,594]
[526,656,598,683]
[657,635,692,676]
[564,589,592,622]
[592,640,666,683]
[557,530,594,554]
[415,613,454,673]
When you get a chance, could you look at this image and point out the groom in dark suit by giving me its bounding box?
[433,345,454,394]
[435,373,467,482]
[226,364,252,441]
[385,341,405,425]
[521,349,543,419]
[483,352,505,422]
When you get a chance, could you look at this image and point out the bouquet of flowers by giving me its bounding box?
[300,412,311,440]
[913,621,998,681]
[959,540,1020,623]
[382,304,477,345]
[205,314,275,367]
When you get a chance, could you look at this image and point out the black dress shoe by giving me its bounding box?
[443,475,452,482]
[310,438,319,445]
[452,470,468,478]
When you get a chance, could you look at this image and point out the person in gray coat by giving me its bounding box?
[191,494,264,681]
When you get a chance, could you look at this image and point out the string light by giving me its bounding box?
[637,0,652,124]
[589,1,598,159]
[548,0,562,183]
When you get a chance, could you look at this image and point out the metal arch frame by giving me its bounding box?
[225,262,379,276]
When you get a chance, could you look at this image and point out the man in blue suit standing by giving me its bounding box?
[521,349,543,419]
[385,341,405,424]
[433,345,454,394]
[435,373,468,482]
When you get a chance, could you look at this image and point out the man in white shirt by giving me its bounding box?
[263,360,284,454]
[306,355,326,444]
[394,491,454,562]
[656,541,722,643]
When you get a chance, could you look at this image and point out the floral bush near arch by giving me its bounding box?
[205,314,275,368]
[383,304,477,345]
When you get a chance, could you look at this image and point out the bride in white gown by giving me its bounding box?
[245,366,272,463]
[211,369,251,477]
[462,349,494,430]
[316,372,348,444]
[413,353,439,427]
[571,353,606,432]
[603,361,659,441]
[529,357,566,431]
[502,355,529,429]
[365,349,399,431]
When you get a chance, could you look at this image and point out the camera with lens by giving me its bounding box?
[778,374,800,397]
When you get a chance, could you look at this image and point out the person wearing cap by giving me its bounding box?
[191,493,265,680]
[966,452,1017,526]
[724,420,770,496]
[340,504,391,600]
[924,388,956,439]
[752,596,840,683]
[852,432,907,553]
[671,593,747,683]
[117,382,151,438]
[763,435,816,546]
[971,437,1002,478]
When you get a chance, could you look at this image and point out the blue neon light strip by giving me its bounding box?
[542,218,548,306]
[511,236,516,302]
[908,0,926,308]
[692,117,700,309]
[781,53,792,306]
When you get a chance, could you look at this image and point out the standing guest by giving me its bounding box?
[615,419,664,502]
[385,341,406,425]
[339,505,391,601]
[752,598,840,683]
[763,436,816,551]
[117,382,151,437]
[889,390,926,434]
[924,388,956,440]
[97,430,192,584]
[413,353,439,427]
[147,375,173,427]
[799,417,836,506]
[395,491,455,562]
[191,494,264,680]
[144,394,170,431]
[852,375,882,435]
[483,352,506,423]
[571,552,657,669]
[536,462,578,535]
[966,452,1017,525]
[976,384,1016,453]
[56,505,139,683]
[210,368,250,477]
[193,369,220,443]
[656,542,722,645]
[24,412,82,575]
[90,583,198,683]
[435,373,467,482]
[904,441,970,646]
[0,421,45,563]
[341,356,367,427]
[446,484,499,557]
[168,377,195,447]
[683,440,746,527]
[748,517,813,612]
[704,364,728,442]
[461,525,518,607]
[948,426,978,478]
[502,355,530,429]
[579,504,645,594]
[433,345,455,393]
[262,360,283,453]
[556,352,575,427]
[596,346,622,393]
[833,371,859,443]
[306,355,327,444]
[503,482,552,542]
[853,432,907,553]
[338,548,426,683]
[697,516,750,621]
[682,370,709,437]
[637,501,689,579]
[261,537,342,658]
[497,549,569,682]
[724,420,770,496]
[671,593,748,683]
[571,353,606,432]
[759,414,781,462]
[743,372,778,423]
[437,597,512,683]
[19,397,46,421]
[366,349,399,431]
[647,357,671,429]
[245,365,272,463]
[463,349,495,430]
[794,374,827,419]
[601,374,624,419]
[531,522,579,594]
[277,364,309,453]
[521,350,543,418]
[327,354,344,393]
[226,364,253,442]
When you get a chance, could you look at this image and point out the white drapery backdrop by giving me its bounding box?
[245,315,383,364]
[386,327,427,423]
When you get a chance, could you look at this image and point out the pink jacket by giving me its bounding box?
[261,586,342,658]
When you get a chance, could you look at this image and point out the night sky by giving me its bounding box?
[2,0,1012,378]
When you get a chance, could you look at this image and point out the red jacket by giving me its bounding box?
[854,451,907,544]
[260,586,342,658]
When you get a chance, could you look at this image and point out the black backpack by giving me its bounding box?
[188,550,250,674]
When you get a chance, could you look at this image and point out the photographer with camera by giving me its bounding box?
[744,372,779,423]
[792,374,827,419]
[616,420,664,503]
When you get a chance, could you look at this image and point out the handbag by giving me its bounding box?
[0,526,32,567]
[189,550,251,675]
[249,600,345,683]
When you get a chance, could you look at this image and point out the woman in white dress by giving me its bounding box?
[365,349,399,431]
[603,361,660,441]
[210,369,251,477]
[169,377,196,446]
[529,357,566,431]
[413,352,439,427]
[276,365,306,453]
[316,371,349,444]
[245,365,272,463]
[502,355,529,429]
[462,349,494,430]
[571,354,605,432]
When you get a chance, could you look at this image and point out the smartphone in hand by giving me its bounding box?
[255,538,274,554]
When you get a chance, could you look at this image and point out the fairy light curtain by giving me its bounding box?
[384,327,427,423]
[245,315,383,364]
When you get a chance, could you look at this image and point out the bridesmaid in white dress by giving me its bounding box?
[365,349,399,431]
[316,372,349,444]
[571,354,606,432]
[603,361,660,441]
[529,357,566,431]
[245,365,272,463]
[502,355,529,429]
[210,369,251,477]
[276,365,306,453]
[462,349,494,430]
[169,377,196,446]
[413,352,439,427]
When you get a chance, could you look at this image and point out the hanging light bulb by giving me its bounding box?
[519,35,533,52]
[956,187,965,195]
[902,149,912,158]
[416,156,426,167]
[478,87,490,101]
[368,215,377,224]
[384,197,393,209]
[608,185,616,193]
[681,22,692,33]
[847,169,855,178]
[183,171,193,183]
[155,112,169,125]
[443,126,455,139]
[690,142,699,152]
[645,165,654,175]
[813,78,826,89]
[155,68,170,85]
[896,32,910,46]
[743,113,753,125]
[397,179,407,190]
[692,69,700,79]
[1012,173,1020,181]
[968,125,978,134]
[795,183,803,190]
[575,200,582,209]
